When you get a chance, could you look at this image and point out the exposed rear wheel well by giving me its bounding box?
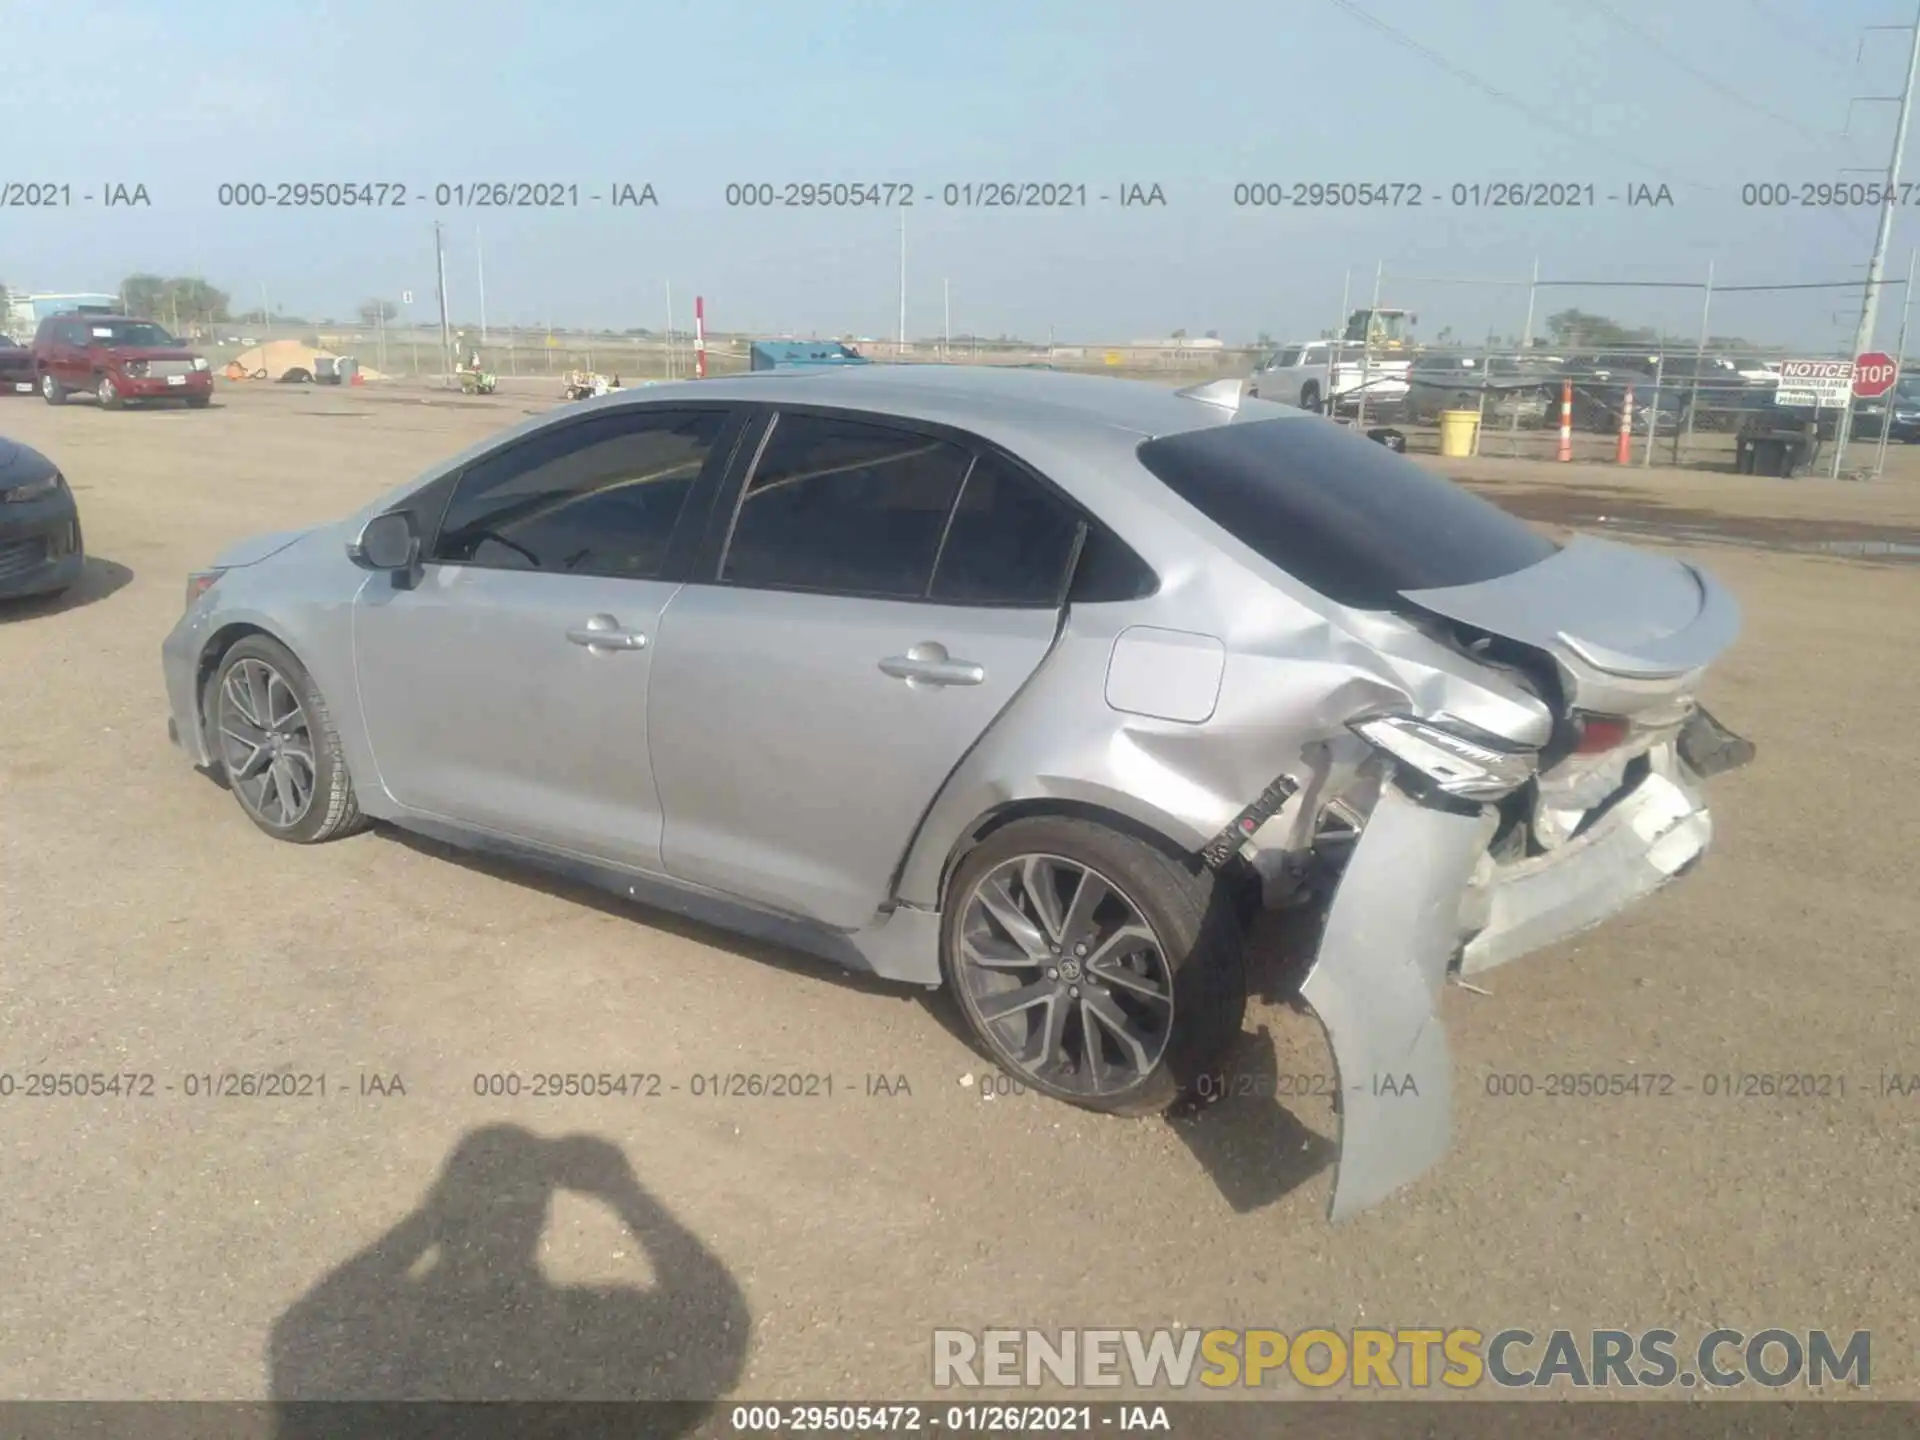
[937,798,1261,918]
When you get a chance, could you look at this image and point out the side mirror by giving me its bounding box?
[349,510,420,573]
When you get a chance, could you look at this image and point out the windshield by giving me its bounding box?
[1137,417,1557,610]
[84,321,178,347]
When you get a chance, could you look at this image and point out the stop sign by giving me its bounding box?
[1853,351,1898,398]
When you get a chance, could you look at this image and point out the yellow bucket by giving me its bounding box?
[1438,409,1480,457]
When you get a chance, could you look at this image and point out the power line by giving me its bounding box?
[1744,0,1859,74]
[1581,0,1848,149]
[1323,0,1710,190]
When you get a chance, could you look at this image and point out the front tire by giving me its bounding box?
[207,635,367,844]
[97,374,124,410]
[1299,381,1323,413]
[941,817,1246,1117]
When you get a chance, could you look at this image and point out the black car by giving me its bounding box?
[1849,377,1920,442]
[0,436,84,600]
[1563,368,1692,435]
[0,335,36,394]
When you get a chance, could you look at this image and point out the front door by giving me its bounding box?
[648,412,1087,930]
[50,320,88,389]
[353,405,735,868]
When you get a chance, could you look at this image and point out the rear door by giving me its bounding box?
[352,404,742,867]
[646,409,1085,930]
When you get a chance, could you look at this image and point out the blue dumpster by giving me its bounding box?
[749,341,869,372]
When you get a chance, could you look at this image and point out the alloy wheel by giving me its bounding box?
[953,854,1174,1097]
[215,658,318,829]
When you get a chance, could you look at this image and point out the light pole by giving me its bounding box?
[476,227,487,347]
[1873,247,1917,480]
[433,222,453,385]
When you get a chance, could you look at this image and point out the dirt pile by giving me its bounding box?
[228,338,386,381]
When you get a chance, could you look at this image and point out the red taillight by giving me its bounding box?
[1573,713,1630,754]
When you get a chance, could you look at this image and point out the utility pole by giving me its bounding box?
[944,277,951,361]
[1355,258,1384,429]
[476,227,487,347]
[1874,247,1917,480]
[433,222,453,386]
[1834,0,1920,476]
[897,208,907,357]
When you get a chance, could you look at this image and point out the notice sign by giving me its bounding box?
[1777,358,1855,408]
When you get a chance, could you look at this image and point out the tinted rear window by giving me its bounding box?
[1136,417,1557,608]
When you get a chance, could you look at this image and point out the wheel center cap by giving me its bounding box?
[1057,957,1082,983]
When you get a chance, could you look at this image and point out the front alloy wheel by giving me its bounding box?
[216,657,317,831]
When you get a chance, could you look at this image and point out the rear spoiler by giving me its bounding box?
[1174,378,1253,411]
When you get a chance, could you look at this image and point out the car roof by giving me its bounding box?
[591,363,1314,450]
[382,365,1319,555]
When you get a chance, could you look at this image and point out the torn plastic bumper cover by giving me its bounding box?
[1298,778,1498,1223]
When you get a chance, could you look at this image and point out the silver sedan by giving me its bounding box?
[161,365,1753,1220]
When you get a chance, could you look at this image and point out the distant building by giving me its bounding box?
[1129,336,1225,350]
[5,292,121,335]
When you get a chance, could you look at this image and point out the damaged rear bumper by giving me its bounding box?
[1299,781,1495,1222]
[1458,752,1710,975]
[1297,715,1750,1222]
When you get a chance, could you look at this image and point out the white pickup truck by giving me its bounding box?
[1248,340,1410,415]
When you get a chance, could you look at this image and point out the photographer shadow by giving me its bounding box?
[270,1124,748,1437]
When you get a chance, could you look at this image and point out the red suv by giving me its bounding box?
[32,313,213,410]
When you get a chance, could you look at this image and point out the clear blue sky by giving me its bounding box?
[5,0,1916,347]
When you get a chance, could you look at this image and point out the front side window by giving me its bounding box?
[432,408,726,577]
[721,413,971,598]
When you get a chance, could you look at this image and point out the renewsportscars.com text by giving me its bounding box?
[931,1327,1870,1391]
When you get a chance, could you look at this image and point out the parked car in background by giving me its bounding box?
[1728,356,1781,386]
[1402,353,1555,427]
[160,365,1751,1221]
[1654,355,1761,432]
[1565,369,1692,435]
[1564,351,1659,380]
[0,336,38,394]
[1885,375,1920,442]
[1249,340,1409,417]
[32,314,213,410]
[1844,377,1920,442]
[0,435,84,599]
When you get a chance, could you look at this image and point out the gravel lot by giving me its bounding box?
[2,380,1917,1404]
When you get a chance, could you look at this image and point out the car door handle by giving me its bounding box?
[879,642,984,687]
[566,614,647,651]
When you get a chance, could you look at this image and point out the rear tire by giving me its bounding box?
[941,816,1247,1117]
[206,635,368,844]
[40,372,66,406]
[186,394,211,409]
